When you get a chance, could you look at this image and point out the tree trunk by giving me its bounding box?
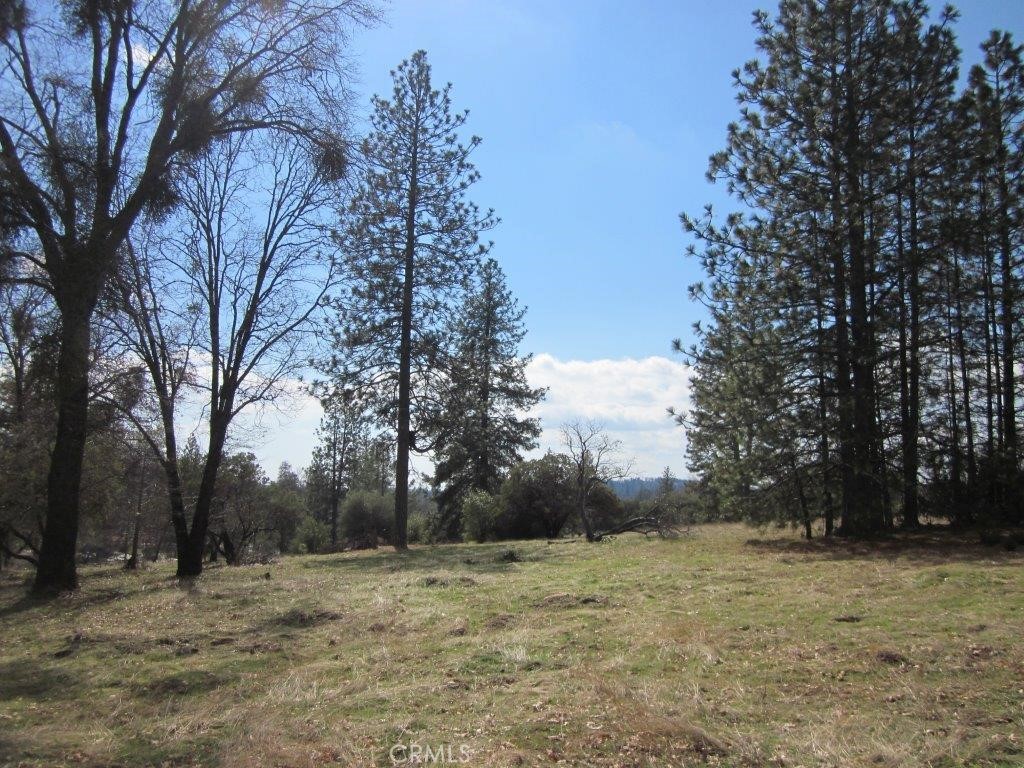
[829,181,856,535]
[330,429,340,550]
[981,206,998,458]
[330,490,339,551]
[847,191,881,535]
[125,512,142,570]
[898,151,922,529]
[394,243,413,551]
[944,270,963,491]
[814,288,835,537]
[151,522,166,562]
[124,470,144,570]
[33,301,93,594]
[952,250,977,494]
[825,60,857,537]
[178,534,205,576]
[840,16,882,536]
[794,459,812,540]
[164,450,192,574]
[578,494,596,542]
[996,127,1018,471]
[394,125,420,552]
[177,415,229,576]
[220,530,237,565]
[999,211,1018,521]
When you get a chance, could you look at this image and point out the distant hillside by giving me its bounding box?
[609,476,688,500]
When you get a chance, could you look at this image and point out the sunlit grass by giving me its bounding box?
[1,524,1022,767]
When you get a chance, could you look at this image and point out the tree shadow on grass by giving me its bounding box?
[0,584,134,620]
[0,593,47,620]
[304,541,555,575]
[0,561,159,618]
[130,668,235,700]
[0,733,22,763]
[0,658,79,702]
[744,527,1024,566]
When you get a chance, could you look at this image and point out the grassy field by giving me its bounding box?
[1,524,1022,768]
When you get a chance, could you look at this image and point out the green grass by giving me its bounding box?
[1,524,1023,767]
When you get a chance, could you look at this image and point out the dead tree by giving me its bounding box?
[561,420,634,542]
[590,505,682,541]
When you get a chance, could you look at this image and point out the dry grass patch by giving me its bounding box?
[1,525,1023,767]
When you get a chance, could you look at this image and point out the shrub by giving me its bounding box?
[461,490,499,543]
[497,454,575,539]
[292,515,329,554]
[407,511,429,544]
[342,491,393,548]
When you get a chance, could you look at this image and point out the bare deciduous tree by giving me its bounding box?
[560,420,633,542]
[108,132,343,577]
[0,0,375,592]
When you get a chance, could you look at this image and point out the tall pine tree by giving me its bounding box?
[431,259,545,538]
[678,1,1020,535]
[332,51,496,548]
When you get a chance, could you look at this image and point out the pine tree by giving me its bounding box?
[679,0,984,536]
[657,467,676,497]
[333,51,496,548]
[431,259,545,538]
[964,32,1024,520]
[306,394,369,550]
[886,3,960,528]
[678,217,815,531]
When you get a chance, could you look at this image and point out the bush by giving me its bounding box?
[292,515,329,554]
[461,490,499,543]
[407,511,429,544]
[497,454,575,539]
[342,491,393,548]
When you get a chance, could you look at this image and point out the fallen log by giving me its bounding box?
[591,515,681,541]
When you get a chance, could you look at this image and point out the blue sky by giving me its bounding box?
[352,0,756,362]
[249,0,1024,480]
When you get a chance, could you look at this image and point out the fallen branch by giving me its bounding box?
[592,515,681,541]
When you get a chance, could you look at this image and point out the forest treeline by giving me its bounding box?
[6,0,1019,593]
[0,2,684,592]
[0,1,564,592]
[681,1,1024,536]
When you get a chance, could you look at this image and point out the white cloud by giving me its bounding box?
[526,353,692,478]
[130,43,155,66]
[179,353,693,482]
[230,388,324,477]
[170,359,324,479]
